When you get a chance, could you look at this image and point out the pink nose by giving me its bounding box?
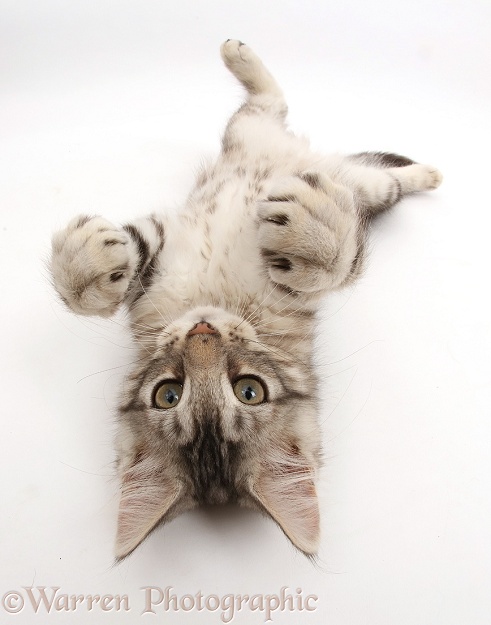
[187,321,219,337]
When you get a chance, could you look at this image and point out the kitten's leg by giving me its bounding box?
[220,39,286,105]
[258,154,442,293]
[258,155,443,294]
[221,39,288,155]
[50,215,164,316]
[220,39,287,121]
[258,173,362,293]
[342,151,443,217]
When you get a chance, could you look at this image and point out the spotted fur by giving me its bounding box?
[50,40,442,561]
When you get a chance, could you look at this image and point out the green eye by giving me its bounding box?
[233,377,266,405]
[154,381,183,409]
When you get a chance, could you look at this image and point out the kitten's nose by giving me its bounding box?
[187,321,219,337]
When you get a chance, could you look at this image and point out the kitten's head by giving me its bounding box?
[115,306,321,560]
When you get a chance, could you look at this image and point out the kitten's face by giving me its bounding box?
[116,307,321,559]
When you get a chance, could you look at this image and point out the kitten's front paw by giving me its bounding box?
[258,175,359,293]
[51,215,136,316]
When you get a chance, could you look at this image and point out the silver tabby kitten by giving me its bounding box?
[50,40,442,560]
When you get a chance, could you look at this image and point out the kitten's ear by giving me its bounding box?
[250,447,320,555]
[115,453,184,561]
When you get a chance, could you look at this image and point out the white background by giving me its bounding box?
[1,0,490,623]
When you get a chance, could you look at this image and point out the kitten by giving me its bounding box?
[50,40,442,560]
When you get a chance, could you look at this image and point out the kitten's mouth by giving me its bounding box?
[187,321,219,337]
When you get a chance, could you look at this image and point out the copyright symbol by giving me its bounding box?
[2,591,24,613]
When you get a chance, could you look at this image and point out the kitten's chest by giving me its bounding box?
[150,177,266,310]
[131,164,314,336]
[168,174,271,289]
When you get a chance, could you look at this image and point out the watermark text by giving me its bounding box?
[2,585,318,622]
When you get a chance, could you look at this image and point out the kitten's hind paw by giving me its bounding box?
[422,165,443,190]
[221,39,250,65]
[396,163,443,193]
[221,39,282,99]
[221,39,261,79]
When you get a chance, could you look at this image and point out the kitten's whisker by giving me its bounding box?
[235,284,279,329]
[74,316,155,354]
[80,317,126,337]
[273,300,311,321]
[58,460,113,477]
[237,297,250,324]
[325,340,382,366]
[243,337,310,369]
[97,317,157,354]
[252,301,312,333]
[130,322,169,337]
[233,300,240,319]
[324,379,373,440]
[234,293,248,321]
[77,355,149,383]
[322,364,358,379]
[131,326,169,339]
[135,273,172,332]
[277,326,312,352]
[120,308,158,331]
[322,291,354,321]
[255,317,313,334]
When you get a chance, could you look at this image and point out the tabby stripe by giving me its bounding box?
[123,224,150,274]
[299,172,322,190]
[350,151,416,168]
[182,420,239,503]
[75,215,92,229]
[267,194,297,203]
[135,217,166,294]
[349,219,368,280]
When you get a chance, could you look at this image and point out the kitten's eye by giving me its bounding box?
[233,377,266,405]
[154,381,183,409]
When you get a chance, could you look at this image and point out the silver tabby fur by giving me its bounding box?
[50,40,442,560]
